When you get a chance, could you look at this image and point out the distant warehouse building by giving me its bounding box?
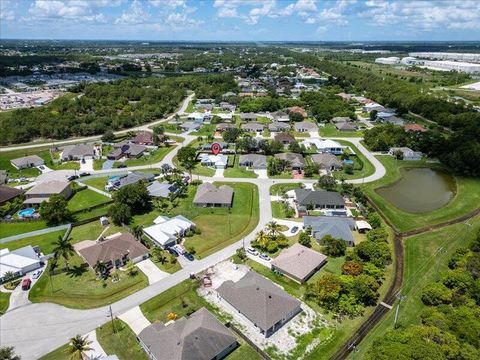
[375,57,400,65]
[420,60,480,74]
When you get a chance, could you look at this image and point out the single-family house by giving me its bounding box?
[287,106,308,118]
[61,144,94,161]
[219,102,236,112]
[331,117,351,123]
[239,154,267,169]
[301,139,344,155]
[108,172,155,190]
[294,189,345,213]
[0,246,42,283]
[241,122,264,134]
[24,181,72,205]
[187,112,207,123]
[78,233,149,270]
[216,123,235,132]
[303,216,356,246]
[133,131,154,145]
[381,115,404,126]
[217,271,302,337]
[268,121,290,133]
[240,113,257,122]
[404,123,427,132]
[274,132,295,145]
[293,121,318,133]
[198,154,228,169]
[271,243,327,283]
[180,122,202,132]
[311,153,343,171]
[10,155,44,170]
[147,181,180,198]
[138,307,237,360]
[275,153,305,170]
[222,92,237,100]
[273,111,289,122]
[216,113,234,122]
[388,147,423,161]
[143,215,195,248]
[335,121,358,132]
[193,183,233,208]
[0,185,23,205]
[107,142,147,160]
[363,103,385,113]
[196,103,213,111]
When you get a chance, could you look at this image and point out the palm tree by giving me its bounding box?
[266,221,281,238]
[94,261,108,278]
[130,225,143,242]
[64,334,93,360]
[255,230,270,249]
[52,235,75,270]
[161,163,172,176]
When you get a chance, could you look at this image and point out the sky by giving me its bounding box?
[1,0,480,42]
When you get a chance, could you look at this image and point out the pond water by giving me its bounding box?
[376,168,456,213]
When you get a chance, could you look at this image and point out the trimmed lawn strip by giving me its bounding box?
[319,123,364,138]
[83,176,109,191]
[0,291,11,315]
[224,155,258,178]
[0,230,66,254]
[115,145,176,167]
[0,220,48,238]
[67,188,110,212]
[151,257,182,274]
[353,215,480,359]
[364,156,480,231]
[38,344,70,360]
[172,155,216,177]
[270,182,302,195]
[97,319,149,360]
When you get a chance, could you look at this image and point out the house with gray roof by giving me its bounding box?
[109,172,155,190]
[193,183,233,208]
[335,121,358,132]
[138,307,237,360]
[180,122,202,131]
[294,189,345,213]
[61,144,94,161]
[310,153,343,171]
[272,243,327,283]
[293,121,318,133]
[274,153,305,170]
[107,142,147,160]
[147,181,180,198]
[10,155,44,170]
[273,111,289,122]
[217,271,302,337]
[216,123,235,132]
[274,132,295,145]
[240,112,257,121]
[239,154,267,169]
[24,180,72,205]
[268,121,290,133]
[0,185,23,206]
[303,216,356,246]
[241,122,264,134]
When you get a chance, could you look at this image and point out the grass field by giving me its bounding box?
[172,155,216,177]
[0,291,11,314]
[132,182,259,258]
[67,188,110,212]
[0,229,66,254]
[114,145,176,167]
[352,215,480,359]
[97,319,149,360]
[0,220,48,238]
[270,182,302,195]
[319,123,364,138]
[29,252,148,309]
[224,155,258,178]
[364,156,480,231]
[82,176,109,191]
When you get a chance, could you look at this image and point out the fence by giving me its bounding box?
[225,322,271,360]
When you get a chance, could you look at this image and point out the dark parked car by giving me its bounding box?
[184,252,194,261]
[291,226,299,234]
[79,172,91,177]
[167,248,178,257]
[117,164,127,168]
[67,175,79,181]
[21,278,32,291]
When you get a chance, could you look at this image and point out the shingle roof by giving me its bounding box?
[272,243,327,282]
[217,271,301,332]
[293,121,318,131]
[78,232,149,268]
[240,112,257,120]
[268,122,290,131]
[310,153,343,168]
[138,308,237,360]
[11,155,44,168]
[335,122,357,131]
[25,181,70,196]
[274,132,295,143]
[294,189,345,207]
[193,183,233,206]
[61,144,94,159]
[133,131,154,144]
[274,153,305,167]
[239,154,267,168]
[0,185,23,204]
[303,216,355,244]
[241,122,264,131]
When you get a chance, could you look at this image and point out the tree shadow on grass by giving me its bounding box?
[66,264,88,278]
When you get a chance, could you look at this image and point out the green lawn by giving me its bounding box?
[69,221,124,242]
[333,139,375,180]
[224,156,258,178]
[172,156,216,177]
[97,319,149,360]
[114,145,176,167]
[67,188,110,212]
[270,182,302,195]
[190,124,216,136]
[0,230,66,254]
[0,220,48,238]
[29,252,148,309]
[353,215,480,359]
[73,203,111,222]
[0,291,11,315]
[133,182,259,258]
[319,123,364,137]
[364,156,480,232]
[38,344,70,360]
[82,176,109,191]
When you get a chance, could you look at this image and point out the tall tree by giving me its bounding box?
[64,335,93,360]
[52,235,75,270]
[177,146,197,179]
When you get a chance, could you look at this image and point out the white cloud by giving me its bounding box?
[0,0,16,21]
[149,0,186,9]
[165,12,204,29]
[115,0,150,25]
[25,0,110,23]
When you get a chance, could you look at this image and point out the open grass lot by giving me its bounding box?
[133,182,259,258]
[0,220,48,238]
[0,291,11,314]
[270,182,302,195]
[38,344,70,360]
[69,220,124,242]
[0,229,66,254]
[29,252,148,309]
[172,155,216,177]
[67,188,110,212]
[334,139,375,180]
[113,145,176,167]
[82,176,109,191]
[319,123,364,138]
[97,319,149,360]
[224,155,258,178]
[352,215,480,359]
[364,156,480,232]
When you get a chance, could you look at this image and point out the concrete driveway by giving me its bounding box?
[7,263,47,312]
[80,158,94,172]
[118,306,150,335]
[254,169,268,179]
[136,259,169,285]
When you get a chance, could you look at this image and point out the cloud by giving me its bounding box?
[115,0,150,25]
[25,0,110,23]
[0,0,16,21]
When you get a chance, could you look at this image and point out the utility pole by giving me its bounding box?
[108,304,116,334]
[393,292,406,328]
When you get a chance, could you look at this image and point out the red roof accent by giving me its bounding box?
[404,123,427,132]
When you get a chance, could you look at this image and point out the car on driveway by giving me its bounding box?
[21,278,32,291]
[259,253,271,261]
[247,247,258,256]
[291,226,299,233]
[117,164,127,168]
[67,175,79,181]
[32,270,43,279]
[167,248,178,257]
[39,166,45,170]
[79,172,90,177]
[184,252,194,261]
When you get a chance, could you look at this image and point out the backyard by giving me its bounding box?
[333,139,375,180]
[67,188,111,212]
[0,220,48,238]
[0,229,66,254]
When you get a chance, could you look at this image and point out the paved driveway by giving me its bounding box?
[8,263,47,312]
[136,259,169,285]
[254,169,268,179]
[118,306,150,335]
[80,158,93,172]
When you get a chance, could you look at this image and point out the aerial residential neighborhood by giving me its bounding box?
[1,2,480,360]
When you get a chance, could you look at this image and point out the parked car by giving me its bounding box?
[247,247,258,256]
[184,252,194,261]
[67,175,79,181]
[259,253,271,261]
[32,270,43,279]
[291,226,299,234]
[21,278,32,291]
[117,164,127,168]
[79,172,90,177]
[173,244,185,255]
[39,166,45,170]
[81,158,86,164]
[167,247,178,257]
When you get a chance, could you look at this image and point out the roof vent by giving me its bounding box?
[268,295,272,299]
[256,287,260,291]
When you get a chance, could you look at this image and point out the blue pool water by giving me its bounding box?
[18,208,35,217]
[108,175,120,182]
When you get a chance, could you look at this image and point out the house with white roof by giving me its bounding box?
[143,215,195,248]
[301,139,345,155]
[187,112,208,123]
[0,246,42,283]
[198,153,229,169]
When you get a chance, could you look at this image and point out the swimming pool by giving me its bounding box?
[18,208,36,217]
